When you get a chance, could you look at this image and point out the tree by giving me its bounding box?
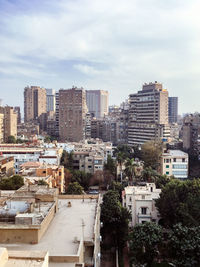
[60,151,74,170]
[116,151,126,182]
[124,158,138,185]
[44,136,51,143]
[114,145,133,159]
[141,140,163,170]
[155,174,171,189]
[71,170,92,191]
[156,179,200,227]
[101,190,131,249]
[129,222,163,267]
[7,135,16,144]
[104,155,116,177]
[142,166,158,183]
[38,180,48,185]
[0,175,24,190]
[168,224,200,267]
[65,182,84,194]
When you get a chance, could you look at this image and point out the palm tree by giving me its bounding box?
[124,158,138,185]
[116,152,126,183]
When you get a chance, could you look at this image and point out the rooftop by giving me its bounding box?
[163,149,188,157]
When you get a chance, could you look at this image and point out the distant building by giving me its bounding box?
[160,150,188,179]
[46,89,56,112]
[0,106,17,142]
[59,87,87,142]
[86,90,108,118]
[14,106,21,124]
[0,156,14,177]
[122,183,161,227]
[168,97,178,123]
[24,86,46,122]
[128,82,170,146]
[0,113,4,143]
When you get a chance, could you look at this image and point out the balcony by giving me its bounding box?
[137,212,152,218]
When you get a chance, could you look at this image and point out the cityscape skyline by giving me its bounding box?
[0,0,200,114]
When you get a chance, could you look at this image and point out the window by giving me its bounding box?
[182,158,185,162]
[173,158,176,162]
[172,165,187,169]
[141,207,147,215]
[166,171,169,175]
[128,205,132,210]
[166,165,169,168]
[129,197,132,202]
[142,195,145,200]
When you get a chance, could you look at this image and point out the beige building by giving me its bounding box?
[24,86,46,122]
[160,150,188,179]
[86,90,109,118]
[0,106,17,143]
[122,183,161,227]
[128,81,170,146]
[0,113,4,143]
[59,87,87,142]
[0,156,14,177]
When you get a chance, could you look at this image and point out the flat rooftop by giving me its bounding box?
[3,198,97,256]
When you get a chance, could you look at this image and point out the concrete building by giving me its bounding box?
[160,150,188,179]
[0,186,101,267]
[17,122,40,140]
[122,183,161,227]
[24,86,46,122]
[0,106,17,143]
[86,90,108,118]
[0,156,14,177]
[128,82,170,146]
[46,89,56,112]
[14,106,21,124]
[19,162,64,193]
[182,113,200,159]
[59,87,87,142]
[168,97,178,123]
[0,113,4,143]
[0,145,63,174]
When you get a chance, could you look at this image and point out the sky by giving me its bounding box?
[0,0,200,114]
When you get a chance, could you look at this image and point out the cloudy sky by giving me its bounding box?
[0,0,200,114]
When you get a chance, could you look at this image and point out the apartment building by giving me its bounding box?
[0,113,4,143]
[128,82,170,146]
[46,89,56,112]
[24,86,46,122]
[160,150,188,179]
[0,106,17,142]
[14,106,21,124]
[86,90,109,118]
[59,87,87,142]
[122,183,161,227]
[0,156,14,177]
[168,97,178,123]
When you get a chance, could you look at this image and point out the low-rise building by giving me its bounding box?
[0,156,14,177]
[122,183,161,227]
[160,150,188,179]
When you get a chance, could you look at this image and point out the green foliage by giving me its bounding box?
[156,179,200,227]
[104,155,116,177]
[142,167,158,182]
[38,180,48,185]
[141,140,163,169]
[114,145,133,159]
[65,182,84,194]
[101,190,131,249]
[129,222,163,266]
[124,158,138,184]
[109,181,124,196]
[71,170,92,191]
[155,174,171,189]
[0,175,24,190]
[7,135,16,144]
[168,224,200,267]
[60,151,74,170]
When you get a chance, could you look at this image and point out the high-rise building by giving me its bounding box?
[14,106,21,124]
[128,82,169,146]
[86,90,108,118]
[46,89,56,112]
[59,87,87,142]
[0,106,17,142]
[0,113,4,143]
[24,86,46,122]
[168,97,178,123]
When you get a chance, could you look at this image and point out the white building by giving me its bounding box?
[160,150,188,179]
[122,183,161,227]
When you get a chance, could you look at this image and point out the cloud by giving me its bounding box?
[0,0,200,113]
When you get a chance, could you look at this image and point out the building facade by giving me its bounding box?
[168,97,178,123]
[122,183,161,227]
[86,90,108,118]
[24,86,46,122]
[0,106,17,142]
[59,87,87,142]
[46,89,56,112]
[160,150,188,179]
[128,82,169,146]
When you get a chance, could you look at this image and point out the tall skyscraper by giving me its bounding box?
[59,87,87,142]
[0,106,17,142]
[86,90,108,118]
[128,82,169,146]
[168,97,178,123]
[46,89,56,112]
[24,86,46,122]
[14,106,21,124]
